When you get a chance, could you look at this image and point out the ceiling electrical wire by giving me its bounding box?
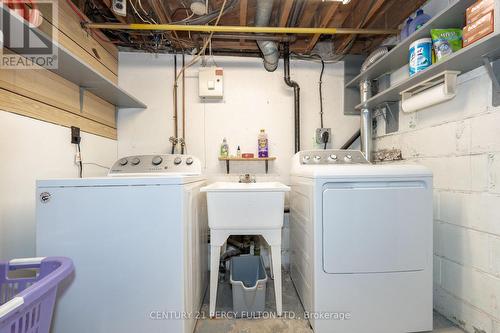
[83,163,111,170]
[66,0,122,44]
[291,53,326,128]
[171,0,227,151]
[174,0,227,83]
[129,0,153,24]
[77,143,83,178]
[137,0,158,24]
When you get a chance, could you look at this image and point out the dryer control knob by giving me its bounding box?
[119,158,128,166]
[186,157,194,165]
[328,154,338,161]
[131,157,140,165]
[344,154,353,163]
[174,157,182,165]
[302,155,311,164]
[314,155,322,162]
[152,156,163,166]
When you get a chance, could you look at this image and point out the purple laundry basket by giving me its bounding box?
[0,257,73,333]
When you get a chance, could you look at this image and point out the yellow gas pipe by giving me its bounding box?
[85,23,399,35]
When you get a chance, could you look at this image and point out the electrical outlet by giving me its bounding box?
[315,128,331,144]
[71,126,81,144]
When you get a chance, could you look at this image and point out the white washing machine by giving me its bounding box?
[36,154,208,333]
[290,150,433,333]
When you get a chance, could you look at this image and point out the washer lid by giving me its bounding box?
[37,175,206,188]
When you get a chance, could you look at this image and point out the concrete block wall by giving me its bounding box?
[373,66,500,333]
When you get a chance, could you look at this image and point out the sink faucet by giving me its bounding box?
[239,174,256,183]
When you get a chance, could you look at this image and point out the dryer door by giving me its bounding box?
[322,181,431,274]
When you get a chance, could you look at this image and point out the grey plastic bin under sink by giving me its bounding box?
[230,255,267,316]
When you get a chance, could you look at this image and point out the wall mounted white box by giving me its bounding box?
[199,66,224,99]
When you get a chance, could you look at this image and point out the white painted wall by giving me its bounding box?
[374,66,500,332]
[117,52,359,184]
[0,112,117,260]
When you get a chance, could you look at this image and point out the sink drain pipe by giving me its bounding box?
[284,43,301,153]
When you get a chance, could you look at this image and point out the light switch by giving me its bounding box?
[207,80,215,90]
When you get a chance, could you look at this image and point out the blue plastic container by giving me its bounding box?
[409,9,431,34]
[401,17,414,40]
[409,38,433,76]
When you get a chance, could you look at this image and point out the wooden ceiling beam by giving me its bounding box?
[361,0,427,54]
[239,0,248,26]
[148,0,170,24]
[304,2,340,52]
[335,0,386,54]
[298,0,321,27]
[239,0,248,45]
[278,0,294,27]
[211,41,261,50]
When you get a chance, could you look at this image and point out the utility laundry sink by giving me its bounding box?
[201,181,290,230]
[201,181,290,317]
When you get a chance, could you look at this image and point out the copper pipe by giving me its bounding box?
[173,54,178,138]
[182,53,186,141]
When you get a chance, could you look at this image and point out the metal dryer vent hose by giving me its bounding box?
[358,47,389,161]
[361,47,389,72]
[255,0,279,72]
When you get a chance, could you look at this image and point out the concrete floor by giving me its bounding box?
[195,270,464,333]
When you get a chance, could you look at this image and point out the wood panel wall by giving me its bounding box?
[0,0,119,140]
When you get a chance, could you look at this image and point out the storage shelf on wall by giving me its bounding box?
[345,0,500,110]
[2,6,147,109]
[219,157,277,174]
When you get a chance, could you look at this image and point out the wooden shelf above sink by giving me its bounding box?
[218,157,276,174]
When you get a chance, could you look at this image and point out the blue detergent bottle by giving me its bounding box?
[401,17,414,40]
[409,9,431,34]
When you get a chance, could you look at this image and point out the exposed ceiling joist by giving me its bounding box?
[298,0,321,27]
[88,0,426,56]
[305,2,340,53]
[335,0,386,54]
[278,0,294,27]
[239,0,248,44]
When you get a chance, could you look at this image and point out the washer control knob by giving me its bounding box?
[174,157,182,165]
[328,154,338,161]
[119,158,128,166]
[131,157,140,166]
[314,155,322,162]
[344,154,353,163]
[152,156,163,166]
[186,157,194,165]
[302,155,311,164]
